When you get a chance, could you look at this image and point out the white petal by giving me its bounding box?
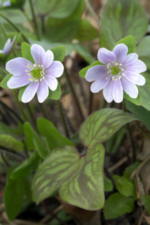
[31,44,45,65]
[103,81,114,103]
[45,76,58,91]
[46,61,64,78]
[6,57,31,76]
[124,73,146,86]
[42,50,54,68]
[86,65,107,82]
[121,78,138,98]
[7,76,30,89]
[113,44,128,63]
[21,82,39,103]
[97,48,116,64]
[90,77,110,93]
[112,80,123,103]
[37,80,49,103]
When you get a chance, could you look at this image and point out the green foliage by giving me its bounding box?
[0,74,12,88]
[141,195,150,215]
[137,36,150,70]
[113,175,135,197]
[79,108,135,147]
[21,42,33,61]
[100,0,148,49]
[4,153,39,220]
[51,45,66,61]
[45,0,84,42]
[32,144,105,210]
[35,0,81,18]
[37,117,73,148]
[104,193,135,219]
[116,35,136,53]
[49,84,62,100]
[75,19,99,42]
[104,176,113,192]
[126,101,150,131]
[0,134,24,151]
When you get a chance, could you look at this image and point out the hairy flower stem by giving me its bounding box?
[28,0,40,39]
[65,70,85,122]
[0,14,29,43]
[58,101,70,138]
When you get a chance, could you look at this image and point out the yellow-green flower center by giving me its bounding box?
[31,65,44,80]
[111,65,121,75]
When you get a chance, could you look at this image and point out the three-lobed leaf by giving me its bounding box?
[79,108,135,147]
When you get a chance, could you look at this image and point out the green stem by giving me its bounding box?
[65,70,85,122]
[58,101,70,138]
[28,0,40,39]
[0,14,29,43]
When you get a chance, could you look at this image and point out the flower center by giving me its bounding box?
[107,62,124,80]
[30,64,44,80]
[111,65,121,75]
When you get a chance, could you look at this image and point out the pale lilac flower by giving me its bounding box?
[0,38,15,55]
[0,0,11,7]
[86,44,147,103]
[6,44,64,103]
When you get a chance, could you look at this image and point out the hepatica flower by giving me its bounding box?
[86,44,147,103]
[6,44,64,103]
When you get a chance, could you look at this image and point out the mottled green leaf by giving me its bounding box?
[80,108,135,147]
[100,0,148,49]
[104,193,135,219]
[49,84,62,100]
[37,117,73,149]
[113,175,135,197]
[32,144,105,210]
[32,146,80,203]
[60,145,105,210]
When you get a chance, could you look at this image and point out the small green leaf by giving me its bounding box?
[18,86,26,102]
[0,74,12,88]
[104,193,135,219]
[49,84,62,100]
[4,175,31,220]
[113,175,135,197]
[51,45,66,61]
[117,35,136,53]
[37,117,73,149]
[75,19,99,42]
[141,195,150,215]
[21,42,33,61]
[104,176,113,192]
[0,134,24,151]
[79,108,135,147]
[79,61,100,78]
